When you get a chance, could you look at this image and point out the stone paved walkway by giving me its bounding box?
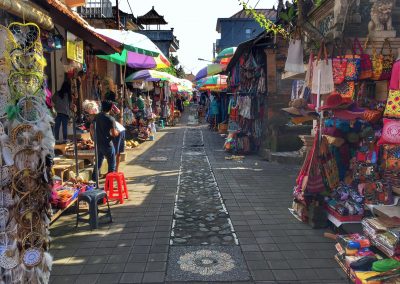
[49,109,347,283]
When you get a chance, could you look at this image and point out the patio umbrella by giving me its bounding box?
[195,63,226,81]
[94,28,170,69]
[197,75,228,91]
[197,75,228,88]
[215,47,237,63]
[125,70,177,82]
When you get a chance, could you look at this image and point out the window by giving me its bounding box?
[245,28,252,39]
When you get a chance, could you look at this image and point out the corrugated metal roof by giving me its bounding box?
[41,0,120,54]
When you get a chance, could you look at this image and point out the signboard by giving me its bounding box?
[66,31,84,64]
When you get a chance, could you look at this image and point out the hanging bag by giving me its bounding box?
[379,38,394,81]
[332,43,347,84]
[371,41,383,81]
[354,37,372,80]
[384,66,400,118]
[285,32,305,73]
[343,39,361,81]
[312,43,334,94]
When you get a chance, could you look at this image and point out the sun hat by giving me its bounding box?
[320,92,351,110]
[282,98,318,117]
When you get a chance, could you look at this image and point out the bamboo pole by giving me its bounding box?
[0,0,54,30]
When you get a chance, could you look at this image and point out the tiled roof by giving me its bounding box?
[138,6,167,25]
[230,9,277,20]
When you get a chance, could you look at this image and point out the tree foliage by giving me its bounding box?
[159,54,186,78]
[239,1,290,37]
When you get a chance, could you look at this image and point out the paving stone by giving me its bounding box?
[103,263,126,273]
[142,272,165,283]
[145,261,167,272]
[251,269,275,281]
[96,273,122,284]
[75,274,99,284]
[127,253,148,263]
[267,260,291,270]
[247,260,269,270]
[293,269,320,280]
[119,273,143,283]
[271,269,298,281]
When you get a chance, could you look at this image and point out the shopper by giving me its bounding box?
[113,121,126,172]
[91,100,119,180]
[52,80,74,144]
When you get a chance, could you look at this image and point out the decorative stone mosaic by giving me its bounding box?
[166,246,249,282]
[171,128,237,246]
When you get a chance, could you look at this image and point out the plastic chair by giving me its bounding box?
[105,172,128,204]
[76,190,112,229]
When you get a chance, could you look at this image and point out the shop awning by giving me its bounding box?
[35,0,120,54]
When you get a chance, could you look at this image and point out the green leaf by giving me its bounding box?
[288,6,295,19]
[280,12,289,21]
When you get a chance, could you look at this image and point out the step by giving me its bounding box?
[270,151,304,165]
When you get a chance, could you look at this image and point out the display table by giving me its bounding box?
[53,158,85,181]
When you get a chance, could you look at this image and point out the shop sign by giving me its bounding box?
[66,31,84,64]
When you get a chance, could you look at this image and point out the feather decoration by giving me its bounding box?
[5,105,18,121]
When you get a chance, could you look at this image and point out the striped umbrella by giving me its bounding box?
[126,70,177,82]
[215,47,237,63]
[195,63,226,81]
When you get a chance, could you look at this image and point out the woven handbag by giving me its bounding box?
[354,37,372,80]
[335,81,355,101]
[379,39,394,81]
[333,57,347,84]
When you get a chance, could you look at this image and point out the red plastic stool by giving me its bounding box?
[104,172,128,204]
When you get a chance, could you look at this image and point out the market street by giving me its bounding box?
[49,111,347,284]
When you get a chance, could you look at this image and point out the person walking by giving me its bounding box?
[52,80,75,144]
[91,100,119,180]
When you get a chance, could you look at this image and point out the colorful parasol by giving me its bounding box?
[197,75,228,91]
[125,70,177,82]
[195,63,226,81]
[94,29,170,69]
[215,47,237,63]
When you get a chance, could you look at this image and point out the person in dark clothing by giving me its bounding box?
[176,96,183,113]
[91,100,119,180]
[52,80,74,143]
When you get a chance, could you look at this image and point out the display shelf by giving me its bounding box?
[50,197,78,224]
[334,254,356,283]
[327,212,362,228]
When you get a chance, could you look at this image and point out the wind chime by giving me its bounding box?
[0,22,54,283]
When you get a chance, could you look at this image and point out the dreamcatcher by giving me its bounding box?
[0,22,53,284]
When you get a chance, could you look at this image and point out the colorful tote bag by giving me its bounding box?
[354,38,372,80]
[312,44,334,95]
[335,81,355,101]
[379,39,394,81]
[371,41,383,81]
[384,90,400,118]
[333,57,347,84]
[344,54,361,82]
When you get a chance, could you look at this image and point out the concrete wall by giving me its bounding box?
[218,19,264,51]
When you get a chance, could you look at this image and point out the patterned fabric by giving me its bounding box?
[335,81,355,101]
[344,55,361,81]
[384,90,400,118]
[382,145,400,172]
[332,57,347,84]
[379,39,394,81]
[378,118,400,145]
[371,44,383,81]
[353,38,372,80]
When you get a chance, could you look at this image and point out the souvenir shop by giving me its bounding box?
[284,34,400,282]
[223,47,266,154]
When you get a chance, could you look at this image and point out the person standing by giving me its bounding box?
[91,100,119,180]
[113,121,126,172]
[52,80,75,144]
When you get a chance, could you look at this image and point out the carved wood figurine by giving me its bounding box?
[368,0,394,32]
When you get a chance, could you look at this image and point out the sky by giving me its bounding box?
[112,0,277,75]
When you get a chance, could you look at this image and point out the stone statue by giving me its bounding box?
[333,0,348,28]
[368,0,394,32]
